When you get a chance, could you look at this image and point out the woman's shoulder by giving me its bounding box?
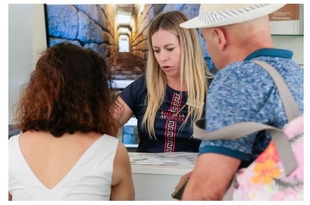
[121,74,147,97]
[124,74,146,89]
[134,74,146,84]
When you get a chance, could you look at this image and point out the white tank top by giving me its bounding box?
[9,134,119,200]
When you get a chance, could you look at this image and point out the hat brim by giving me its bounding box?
[180,4,285,29]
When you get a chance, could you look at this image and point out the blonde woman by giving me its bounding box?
[115,11,213,152]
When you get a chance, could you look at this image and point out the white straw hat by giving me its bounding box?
[180,4,285,28]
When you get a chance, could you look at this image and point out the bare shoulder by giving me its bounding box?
[114,142,130,166]
[110,142,135,200]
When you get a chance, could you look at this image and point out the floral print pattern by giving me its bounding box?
[252,159,281,185]
[233,115,304,200]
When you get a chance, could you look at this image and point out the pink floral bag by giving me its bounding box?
[231,114,304,200]
[194,61,304,200]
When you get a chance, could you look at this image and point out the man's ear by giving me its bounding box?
[214,28,227,51]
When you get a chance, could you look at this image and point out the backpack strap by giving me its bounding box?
[193,61,301,200]
[194,119,297,175]
[252,60,300,120]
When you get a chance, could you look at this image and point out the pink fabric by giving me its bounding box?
[233,115,304,200]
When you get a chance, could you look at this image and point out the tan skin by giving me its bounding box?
[176,16,275,200]
[110,141,135,200]
[8,131,134,200]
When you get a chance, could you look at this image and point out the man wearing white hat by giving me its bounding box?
[177,4,304,200]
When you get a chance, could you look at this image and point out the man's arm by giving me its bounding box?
[181,153,241,200]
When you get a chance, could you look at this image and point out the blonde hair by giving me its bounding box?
[143,10,213,138]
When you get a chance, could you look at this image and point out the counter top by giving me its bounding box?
[129,152,198,200]
[129,152,197,175]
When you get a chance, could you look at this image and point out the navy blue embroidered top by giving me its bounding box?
[120,75,203,152]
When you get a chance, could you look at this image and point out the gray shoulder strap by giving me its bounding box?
[252,60,300,120]
[194,119,297,175]
[193,61,301,200]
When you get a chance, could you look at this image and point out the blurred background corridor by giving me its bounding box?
[45,4,216,88]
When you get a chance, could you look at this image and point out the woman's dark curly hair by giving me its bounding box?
[14,42,119,137]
